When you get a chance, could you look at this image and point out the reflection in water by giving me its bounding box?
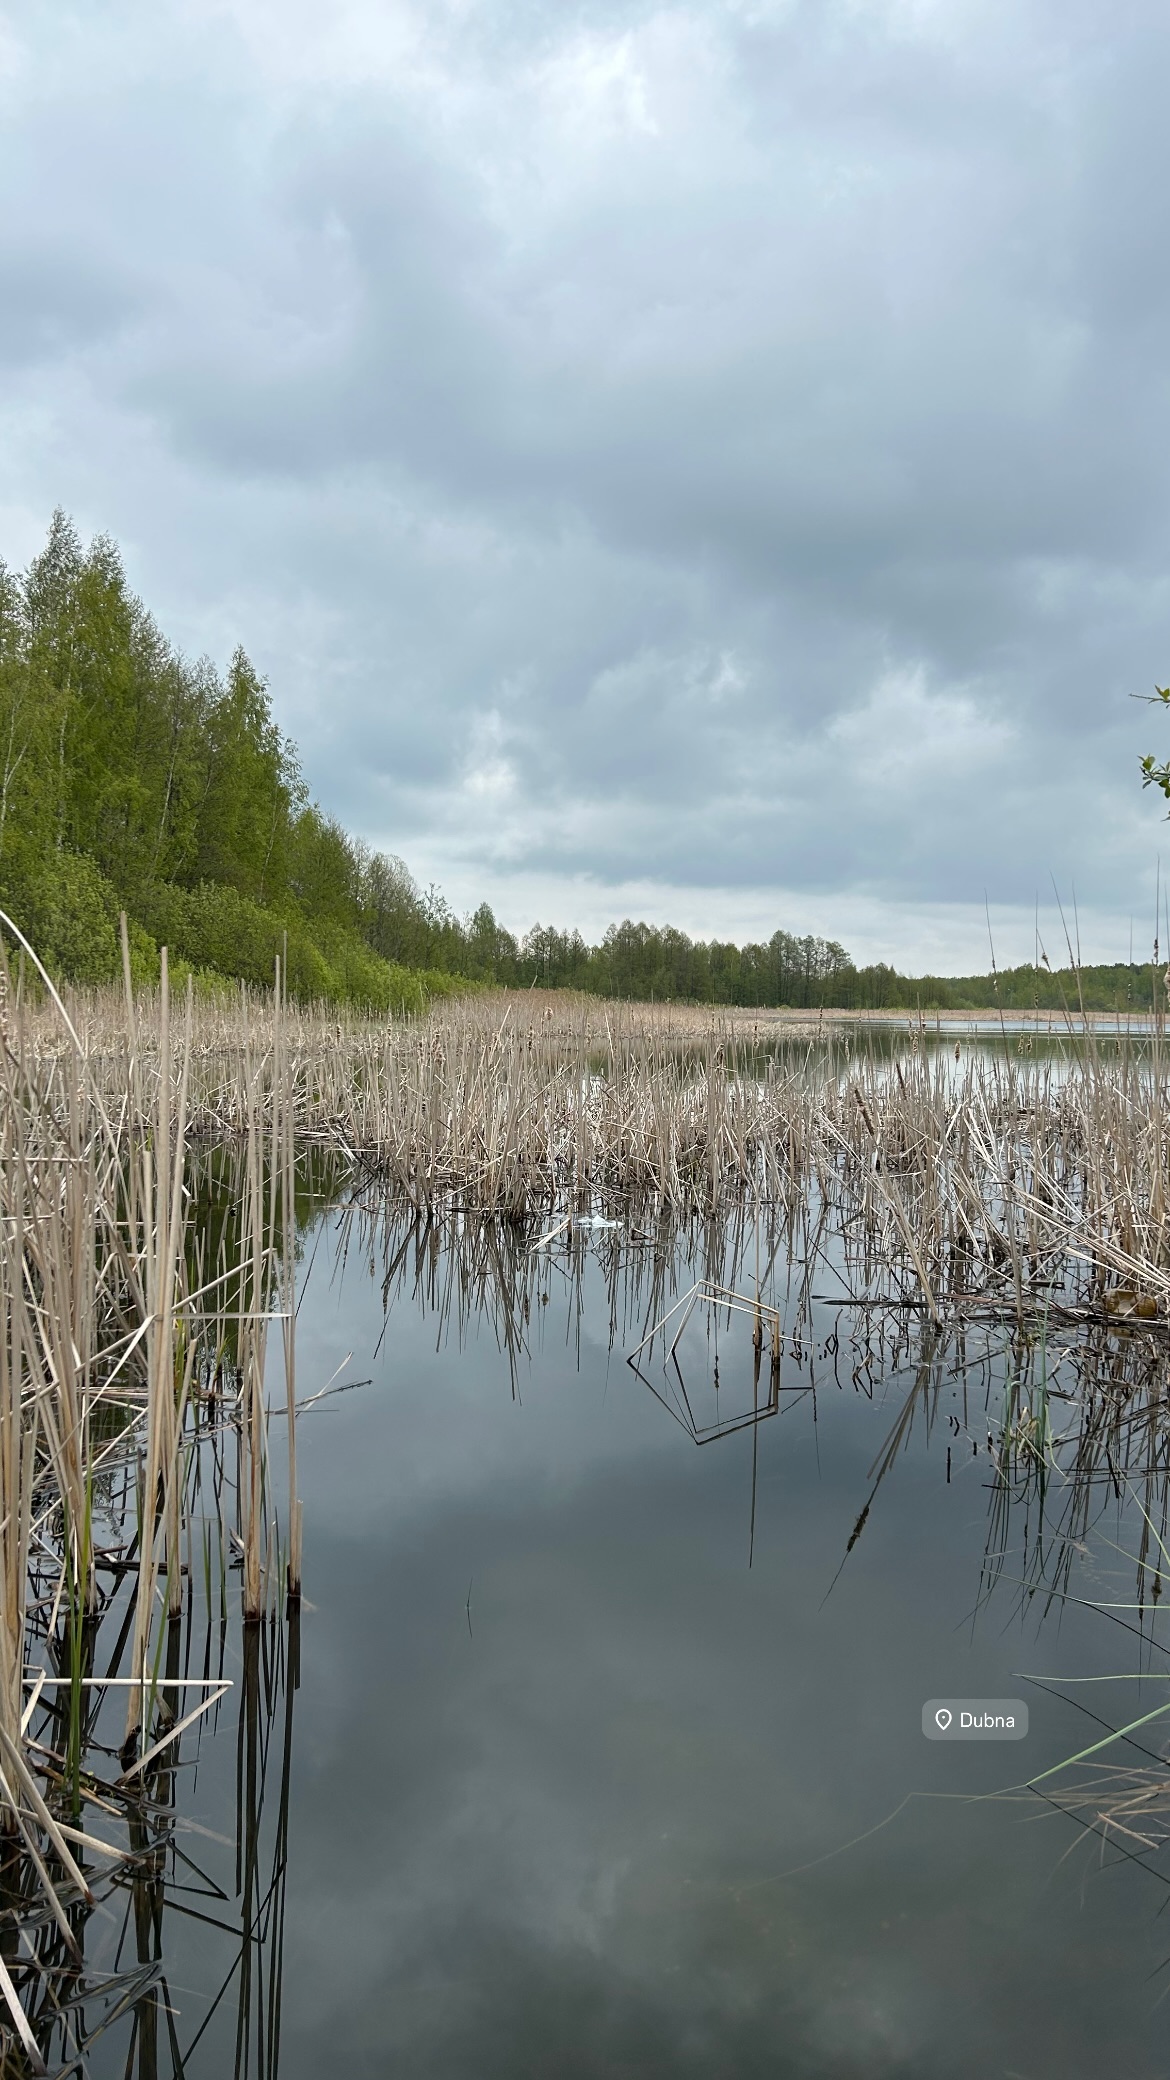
[11,1180,1170,2075]
[275,1199,1170,2078]
[341,1190,1170,1578]
[628,1281,785,1443]
[340,1195,1170,1904]
[3,1593,297,2076]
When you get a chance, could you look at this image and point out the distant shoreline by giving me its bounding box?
[743,1005,1152,1026]
[576,1000,1158,1034]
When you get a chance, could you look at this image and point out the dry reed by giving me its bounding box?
[0,923,304,2067]
[14,982,1170,1309]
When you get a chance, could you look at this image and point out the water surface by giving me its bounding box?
[270,1217,1170,2078]
[87,1209,1170,2077]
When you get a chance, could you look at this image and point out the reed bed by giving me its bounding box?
[25,984,1170,1322]
[0,929,304,2073]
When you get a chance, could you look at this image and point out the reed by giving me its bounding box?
[0,919,304,2066]
[13,982,1170,1309]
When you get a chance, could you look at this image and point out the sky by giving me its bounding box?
[3,0,1170,972]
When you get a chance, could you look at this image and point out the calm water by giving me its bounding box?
[91,1209,1170,2078]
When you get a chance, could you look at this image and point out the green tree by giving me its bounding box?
[195,648,303,906]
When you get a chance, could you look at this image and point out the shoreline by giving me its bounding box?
[525,998,1159,1035]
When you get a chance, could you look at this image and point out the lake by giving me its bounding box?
[80,1201,1170,2079]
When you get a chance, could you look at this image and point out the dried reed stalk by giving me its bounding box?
[0,917,303,1924]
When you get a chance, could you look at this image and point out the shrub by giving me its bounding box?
[0,849,159,987]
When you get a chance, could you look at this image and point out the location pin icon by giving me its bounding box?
[935,1708,952,1731]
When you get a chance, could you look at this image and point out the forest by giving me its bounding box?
[0,514,1156,1014]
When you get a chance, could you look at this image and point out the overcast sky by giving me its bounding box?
[4,0,1170,969]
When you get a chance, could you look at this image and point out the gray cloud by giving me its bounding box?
[3,0,1170,964]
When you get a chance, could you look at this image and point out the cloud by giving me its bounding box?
[3,0,1170,965]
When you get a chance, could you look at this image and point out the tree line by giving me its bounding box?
[0,513,460,1007]
[0,515,1156,1013]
